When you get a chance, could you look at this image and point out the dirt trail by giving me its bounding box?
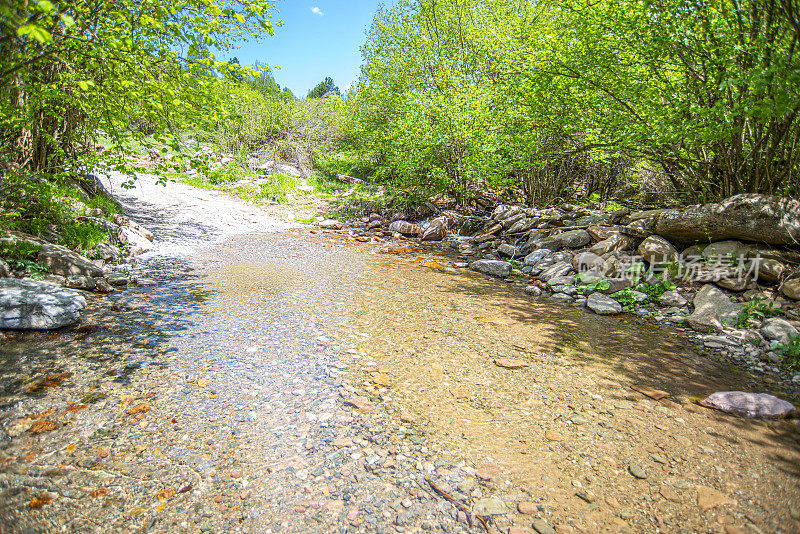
[0,176,798,533]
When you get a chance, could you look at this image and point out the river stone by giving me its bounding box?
[317,219,343,230]
[702,240,750,261]
[756,258,785,284]
[590,233,634,255]
[699,391,797,419]
[760,317,798,343]
[470,259,512,278]
[0,278,87,330]
[473,496,507,516]
[573,251,609,275]
[540,229,591,251]
[388,220,421,236]
[65,274,96,291]
[497,243,519,258]
[420,216,447,241]
[0,258,8,278]
[638,235,679,266]
[654,194,800,246]
[659,290,688,307]
[587,292,623,315]
[538,261,573,282]
[782,278,800,300]
[524,249,552,266]
[532,519,557,534]
[93,242,122,262]
[685,284,742,332]
[120,226,153,255]
[506,217,536,235]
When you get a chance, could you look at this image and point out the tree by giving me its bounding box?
[0,0,277,176]
[307,77,340,99]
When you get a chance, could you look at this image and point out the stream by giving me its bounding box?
[0,174,798,533]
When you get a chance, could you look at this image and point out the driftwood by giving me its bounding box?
[424,476,491,531]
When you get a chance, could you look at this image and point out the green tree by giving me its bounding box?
[307,77,340,99]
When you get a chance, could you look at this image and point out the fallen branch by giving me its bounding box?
[424,475,491,531]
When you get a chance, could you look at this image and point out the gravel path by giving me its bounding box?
[0,175,798,533]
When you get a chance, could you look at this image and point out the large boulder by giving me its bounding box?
[655,194,800,246]
[587,292,623,315]
[1,233,103,278]
[760,317,798,344]
[388,220,421,236]
[539,229,591,251]
[0,278,87,330]
[421,216,448,242]
[469,259,512,278]
[699,391,796,419]
[638,235,679,266]
[782,278,800,300]
[685,284,742,332]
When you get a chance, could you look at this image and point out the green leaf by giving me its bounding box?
[17,23,52,43]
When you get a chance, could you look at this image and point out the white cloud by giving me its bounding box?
[310,6,324,16]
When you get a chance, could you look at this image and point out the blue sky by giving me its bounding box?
[223,1,395,96]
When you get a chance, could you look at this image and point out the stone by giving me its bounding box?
[659,290,688,307]
[589,233,634,255]
[699,391,797,419]
[524,249,552,266]
[587,293,622,315]
[318,219,343,230]
[638,235,679,266]
[94,278,114,293]
[497,243,519,258]
[532,519,557,534]
[506,217,537,235]
[0,258,8,278]
[473,496,507,516]
[517,501,538,514]
[92,242,122,262]
[421,216,447,241]
[702,240,750,261]
[470,259,512,278]
[756,258,785,284]
[782,278,800,300]
[0,278,87,330]
[494,357,529,369]
[655,194,800,246]
[631,385,670,400]
[65,274,96,291]
[573,252,610,275]
[696,485,737,511]
[11,237,104,278]
[685,284,742,332]
[120,226,153,255]
[539,230,591,251]
[628,465,647,479]
[388,220,422,236]
[760,317,798,343]
[106,272,129,286]
[538,261,573,282]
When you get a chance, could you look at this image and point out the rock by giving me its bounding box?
[539,230,591,251]
[609,206,630,224]
[497,243,519,258]
[94,278,114,293]
[685,284,742,332]
[756,258,785,284]
[106,272,129,286]
[702,240,750,261]
[492,204,521,221]
[586,225,618,242]
[524,249,552,266]
[388,220,422,237]
[628,465,647,479]
[0,234,105,278]
[506,217,537,235]
[659,290,688,307]
[92,242,122,262]
[587,293,623,315]
[532,519,557,534]
[760,317,798,343]
[336,173,363,184]
[470,259,512,278]
[473,496,507,516]
[318,219,343,230]
[573,252,610,276]
[0,278,87,330]
[120,226,153,255]
[696,485,737,511]
[699,391,797,419]
[65,275,96,291]
[589,233,634,255]
[638,235,679,266]
[421,216,447,242]
[0,258,9,278]
[538,261,573,282]
[782,278,800,300]
[517,502,538,514]
[494,357,529,369]
[655,194,800,245]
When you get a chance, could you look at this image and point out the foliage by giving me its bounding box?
[348,0,800,206]
[611,280,676,308]
[735,297,784,328]
[307,77,340,99]
[774,336,800,370]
